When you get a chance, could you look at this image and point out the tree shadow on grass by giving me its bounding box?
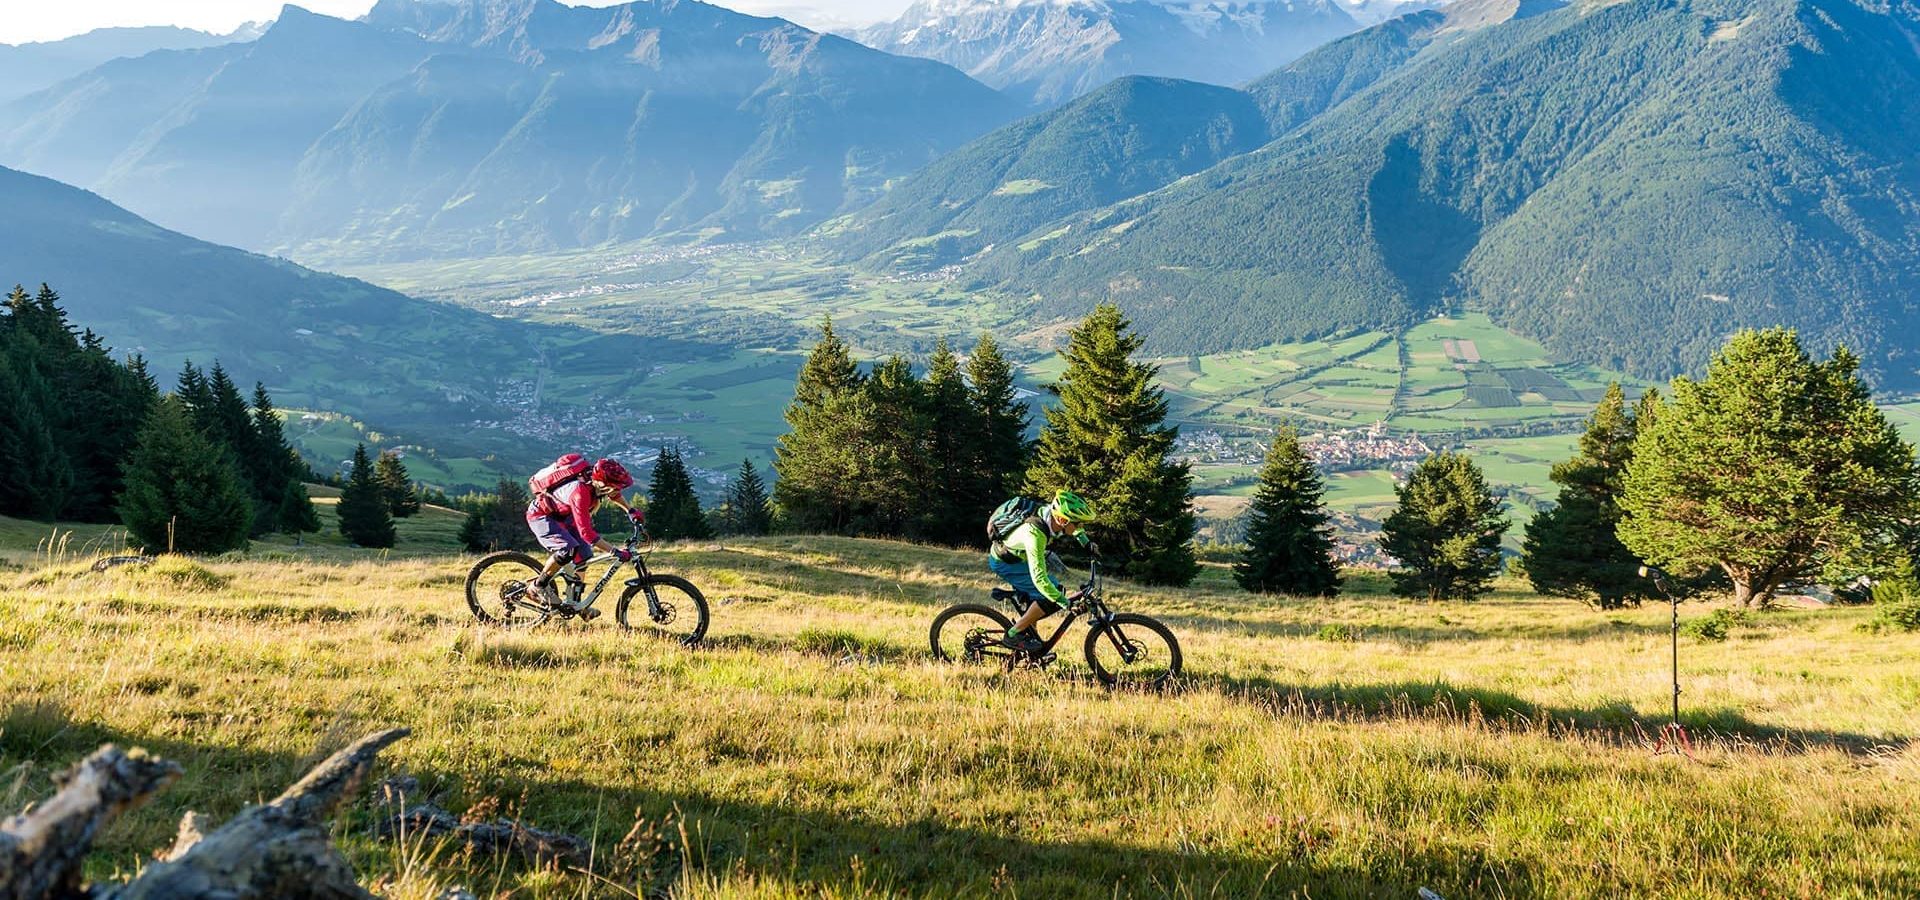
[1,700,1537,900]
[1192,673,1913,757]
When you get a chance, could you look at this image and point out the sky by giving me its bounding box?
[0,0,913,45]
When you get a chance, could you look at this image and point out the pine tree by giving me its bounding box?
[336,444,396,548]
[1024,305,1196,585]
[0,355,74,520]
[175,362,216,434]
[647,448,713,540]
[722,458,772,536]
[1521,384,1658,608]
[118,397,253,553]
[251,383,317,535]
[374,450,422,518]
[459,479,537,553]
[206,363,260,484]
[1234,427,1342,596]
[1620,329,1920,607]
[968,333,1031,509]
[774,320,872,533]
[1377,452,1509,602]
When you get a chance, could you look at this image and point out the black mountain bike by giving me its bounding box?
[929,561,1181,688]
[464,524,708,645]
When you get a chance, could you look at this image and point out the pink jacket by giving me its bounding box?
[526,480,600,544]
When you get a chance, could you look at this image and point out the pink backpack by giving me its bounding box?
[529,453,591,499]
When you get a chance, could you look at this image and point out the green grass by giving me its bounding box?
[2,535,1917,897]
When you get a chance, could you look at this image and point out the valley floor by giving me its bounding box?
[3,536,1917,897]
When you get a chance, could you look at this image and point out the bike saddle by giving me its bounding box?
[990,588,1020,604]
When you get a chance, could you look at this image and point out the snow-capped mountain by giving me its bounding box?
[856,0,1377,107]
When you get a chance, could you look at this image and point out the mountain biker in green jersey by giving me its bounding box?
[990,489,1096,653]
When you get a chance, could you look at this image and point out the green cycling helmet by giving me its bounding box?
[1051,490,1096,523]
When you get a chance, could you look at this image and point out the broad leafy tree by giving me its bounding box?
[1521,383,1659,608]
[1025,304,1196,585]
[1378,451,1508,601]
[1235,426,1342,596]
[1620,329,1920,607]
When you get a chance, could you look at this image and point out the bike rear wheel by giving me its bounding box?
[929,603,1015,665]
[465,551,555,628]
[615,575,709,646]
[1084,613,1181,688]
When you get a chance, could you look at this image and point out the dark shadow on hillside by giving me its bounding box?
[1161,608,1671,645]
[0,702,1539,899]
[1192,673,1912,757]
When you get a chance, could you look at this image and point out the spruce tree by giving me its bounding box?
[337,444,396,548]
[207,363,260,483]
[276,479,322,537]
[459,479,537,553]
[251,383,317,535]
[774,320,872,533]
[968,333,1030,508]
[647,448,713,540]
[920,339,984,544]
[862,355,928,536]
[1620,329,1920,607]
[118,397,253,553]
[374,450,422,518]
[1234,427,1342,596]
[723,458,772,536]
[1025,305,1196,585]
[0,356,74,520]
[1521,384,1658,608]
[1377,452,1509,602]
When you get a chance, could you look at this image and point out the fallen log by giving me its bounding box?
[379,800,590,868]
[0,746,181,900]
[112,728,411,899]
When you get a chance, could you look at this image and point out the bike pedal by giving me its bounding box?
[576,607,601,622]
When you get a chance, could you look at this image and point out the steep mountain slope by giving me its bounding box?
[858,0,1363,107]
[825,76,1272,267]
[0,164,550,425]
[0,24,260,106]
[965,0,1920,389]
[0,0,1017,261]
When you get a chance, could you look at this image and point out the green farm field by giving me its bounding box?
[3,530,1917,897]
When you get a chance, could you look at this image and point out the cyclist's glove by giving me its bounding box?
[611,547,634,563]
[627,508,645,524]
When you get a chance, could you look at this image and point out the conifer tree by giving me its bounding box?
[968,333,1030,507]
[1377,452,1509,601]
[774,320,872,533]
[862,355,928,536]
[250,383,317,535]
[207,363,260,482]
[1234,427,1342,596]
[1521,383,1658,608]
[175,362,217,435]
[118,397,253,553]
[1025,305,1196,585]
[336,443,396,548]
[1620,329,1920,607]
[647,448,713,540]
[0,357,74,520]
[459,479,537,553]
[374,450,422,518]
[276,479,322,537]
[722,458,772,536]
[920,340,984,544]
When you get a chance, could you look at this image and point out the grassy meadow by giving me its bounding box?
[3,524,1917,898]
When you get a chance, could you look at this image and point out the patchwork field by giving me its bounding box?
[3,530,1916,897]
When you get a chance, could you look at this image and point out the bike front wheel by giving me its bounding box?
[1084,613,1181,688]
[615,575,709,646]
[465,551,554,628]
[928,603,1015,665]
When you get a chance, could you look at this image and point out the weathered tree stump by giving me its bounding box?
[0,746,181,900]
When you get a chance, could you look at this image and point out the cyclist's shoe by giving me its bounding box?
[574,605,602,622]
[1000,628,1045,654]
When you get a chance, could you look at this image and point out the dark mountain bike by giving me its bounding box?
[929,561,1181,688]
[464,524,708,646]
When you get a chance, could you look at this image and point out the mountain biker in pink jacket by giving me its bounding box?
[526,457,642,612]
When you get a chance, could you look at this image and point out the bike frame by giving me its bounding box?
[1017,562,1141,664]
[555,525,660,615]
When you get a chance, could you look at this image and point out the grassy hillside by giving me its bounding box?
[3,535,1916,896]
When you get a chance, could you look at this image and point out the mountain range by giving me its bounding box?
[845,0,1920,390]
[0,163,560,426]
[856,0,1371,107]
[0,0,1019,261]
[0,23,264,107]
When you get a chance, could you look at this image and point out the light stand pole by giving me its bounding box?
[1640,565,1694,758]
